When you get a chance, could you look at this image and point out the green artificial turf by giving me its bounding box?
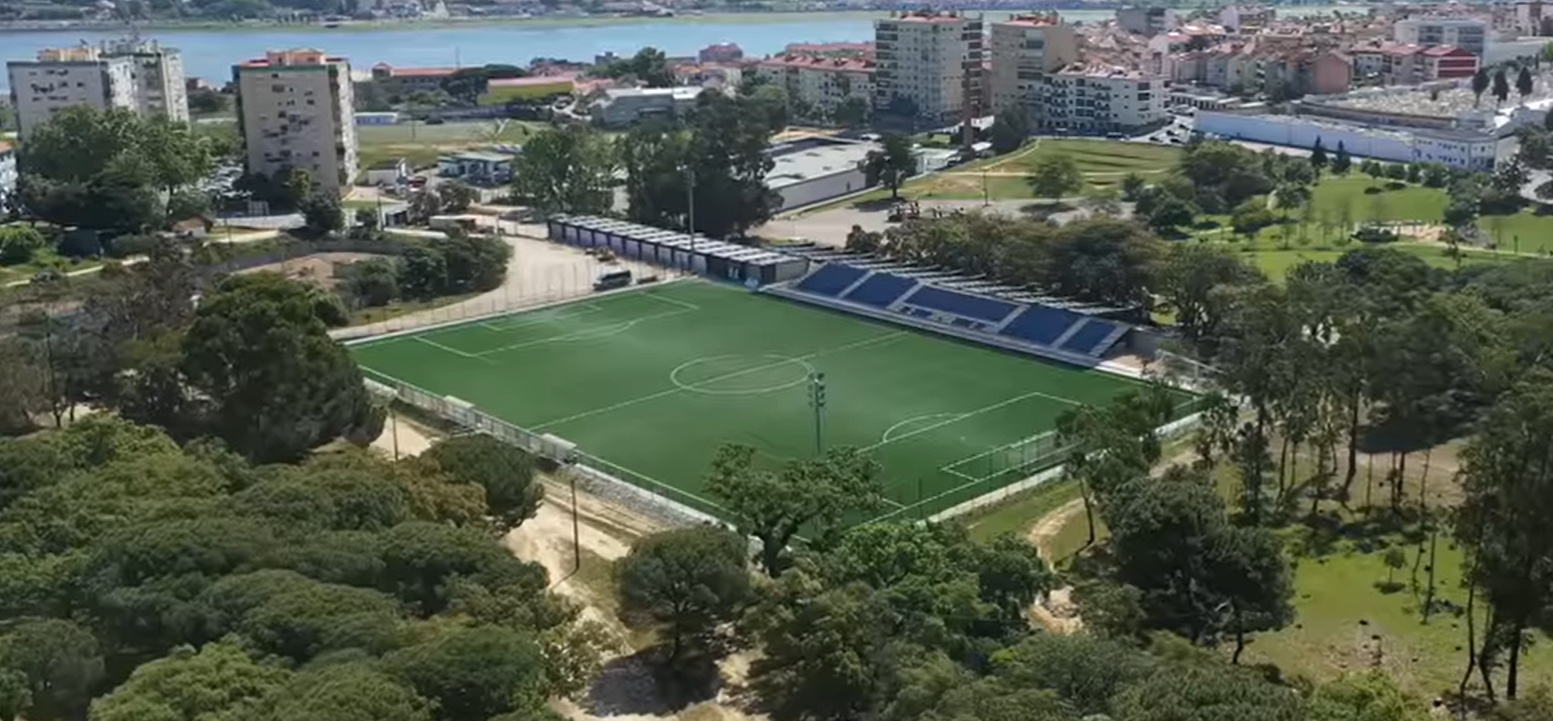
[350,281,1151,522]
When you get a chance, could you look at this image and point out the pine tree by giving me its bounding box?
[1473,68,1490,107]
[1332,141,1352,175]
[1310,137,1328,173]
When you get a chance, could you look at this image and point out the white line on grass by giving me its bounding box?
[414,336,484,360]
[480,302,606,332]
[473,308,693,356]
[530,331,907,431]
[859,389,1081,454]
[642,291,703,312]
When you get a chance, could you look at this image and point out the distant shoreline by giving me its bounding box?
[0,5,1364,34]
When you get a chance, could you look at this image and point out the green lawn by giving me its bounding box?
[1309,176,1446,224]
[1208,242,1504,282]
[355,120,540,173]
[350,281,1151,521]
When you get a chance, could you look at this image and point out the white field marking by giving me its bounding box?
[530,331,907,431]
[472,308,692,356]
[641,291,703,312]
[669,354,818,396]
[878,412,967,445]
[940,466,981,482]
[479,302,606,332]
[414,335,484,360]
[881,498,908,509]
[859,389,1082,454]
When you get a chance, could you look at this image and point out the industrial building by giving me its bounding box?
[764,137,878,211]
[590,87,706,128]
[1196,110,1508,170]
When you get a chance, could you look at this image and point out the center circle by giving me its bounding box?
[670,354,818,396]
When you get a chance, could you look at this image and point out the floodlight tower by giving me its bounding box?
[808,371,826,456]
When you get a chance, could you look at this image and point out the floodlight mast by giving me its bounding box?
[809,371,826,456]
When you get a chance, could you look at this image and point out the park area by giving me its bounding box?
[350,280,1161,521]
[355,119,542,171]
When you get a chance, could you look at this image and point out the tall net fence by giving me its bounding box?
[365,370,719,527]
[870,430,1073,524]
[334,257,692,342]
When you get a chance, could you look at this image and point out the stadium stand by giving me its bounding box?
[794,263,868,297]
[999,305,1082,346]
[902,286,1018,324]
[843,273,918,308]
[1059,320,1118,356]
[777,258,1133,365]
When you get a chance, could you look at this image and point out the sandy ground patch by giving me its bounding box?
[1026,498,1088,635]
[240,252,383,291]
[369,412,440,459]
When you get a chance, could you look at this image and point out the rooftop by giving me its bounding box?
[489,74,577,88]
[879,9,978,24]
[1312,73,1553,120]
[237,49,345,69]
[764,139,878,190]
[372,64,459,78]
[603,86,704,100]
[757,54,875,72]
[996,12,1062,27]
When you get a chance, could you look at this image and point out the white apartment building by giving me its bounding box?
[1040,65,1166,133]
[103,38,190,123]
[873,10,985,125]
[1393,17,1488,56]
[753,55,876,119]
[6,47,137,137]
[234,49,359,193]
[6,40,189,138]
[1115,6,1181,36]
[988,14,1078,121]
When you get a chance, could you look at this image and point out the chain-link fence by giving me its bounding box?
[334,258,691,341]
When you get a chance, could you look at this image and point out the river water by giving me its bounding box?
[0,6,1364,92]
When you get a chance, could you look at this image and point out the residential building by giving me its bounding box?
[233,49,359,194]
[784,41,874,58]
[6,39,189,137]
[698,43,744,64]
[437,151,512,185]
[590,86,705,128]
[1217,5,1274,34]
[367,63,457,94]
[1393,17,1488,56]
[1040,65,1166,133]
[1115,6,1180,36]
[1420,45,1479,80]
[1259,50,1353,98]
[102,38,189,123]
[0,142,15,213]
[753,54,875,119]
[873,10,985,125]
[7,47,136,137]
[1349,46,1387,84]
[988,13,1078,121]
[1516,1,1552,36]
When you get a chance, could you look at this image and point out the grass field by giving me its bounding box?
[350,281,1155,521]
[356,120,541,171]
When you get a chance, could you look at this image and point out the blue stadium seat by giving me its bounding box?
[1059,320,1118,355]
[843,273,917,308]
[999,305,1080,346]
[795,263,867,297]
[903,286,1017,323]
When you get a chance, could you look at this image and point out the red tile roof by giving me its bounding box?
[1421,44,1470,57]
[758,54,876,72]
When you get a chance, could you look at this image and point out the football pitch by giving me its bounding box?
[350,280,1157,521]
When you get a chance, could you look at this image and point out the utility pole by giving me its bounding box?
[685,165,697,257]
[808,371,826,456]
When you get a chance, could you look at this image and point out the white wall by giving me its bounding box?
[1196,111,1500,170]
[774,168,867,210]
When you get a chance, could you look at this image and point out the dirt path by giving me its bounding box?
[1025,498,1088,635]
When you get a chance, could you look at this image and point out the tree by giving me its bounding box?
[382,625,550,721]
[419,434,541,529]
[1495,67,1512,106]
[0,618,105,720]
[616,526,751,661]
[1455,372,1553,700]
[241,664,434,721]
[1310,137,1328,173]
[704,444,883,575]
[989,110,1030,155]
[1026,152,1082,199]
[1157,243,1265,350]
[511,125,617,215]
[187,87,229,116]
[1474,67,1491,107]
[864,134,915,200]
[89,641,292,721]
[398,246,449,299]
[832,96,871,129]
[339,258,400,308]
[1147,194,1197,234]
[1518,65,1535,100]
[1112,663,1306,721]
[0,224,46,265]
[1309,671,1428,721]
[1332,141,1352,174]
[600,47,675,88]
[298,191,343,236]
[179,273,378,462]
[1120,172,1147,201]
[436,179,478,213]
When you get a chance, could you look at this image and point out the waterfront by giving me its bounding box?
[0,6,1365,91]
